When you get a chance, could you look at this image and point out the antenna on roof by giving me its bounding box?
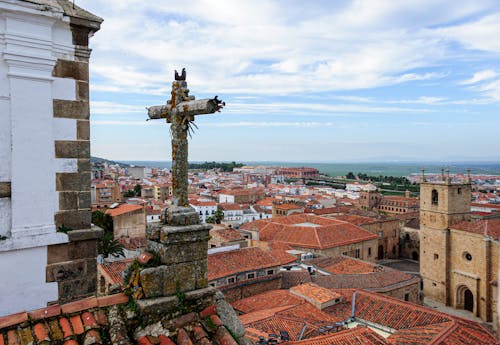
[73,0,75,9]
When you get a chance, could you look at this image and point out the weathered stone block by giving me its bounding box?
[78,158,91,172]
[59,191,78,210]
[159,224,211,245]
[53,99,89,120]
[162,262,197,295]
[0,181,11,198]
[76,81,89,100]
[77,120,90,140]
[46,259,87,282]
[78,191,91,209]
[55,140,90,159]
[52,59,89,80]
[67,227,103,242]
[146,224,162,241]
[56,172,90,191]
[58,277,96,303]
[140,266,166,299]
[165,206,200,226]
[55,209,91,230]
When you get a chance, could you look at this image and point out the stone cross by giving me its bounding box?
[147,69,224,207]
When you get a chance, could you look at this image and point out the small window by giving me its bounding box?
[457,188,462,194]
[404,293,410,301]
[355,248,360,258]
[342,252,347,256]
[464,252,472,261]
[368,247,372,256]
[434,253,439,260]
[392,229,396,237]
[431,189,438,205]
[227,277,235,284]
[267,270,274,275]
[247,273,255,279]
[378,231,383,239]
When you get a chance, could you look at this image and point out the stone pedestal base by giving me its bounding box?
[137,286,216,324]
[140,206,211,299]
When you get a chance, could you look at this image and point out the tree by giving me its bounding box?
[124,190,135,197]
[206,216,215,224]
[134,184,142,196]
[214,209,224,224]
[92,210,113,232]
[346,172,356,180]
[98,232,125,258]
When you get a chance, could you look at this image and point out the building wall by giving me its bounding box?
[113,209,146,238]
[292,238,378,263]
[217,274,282,304]
[377,280,422,304]
[400,227,420,260]
[361,219,402,259]
[0,1,101,312]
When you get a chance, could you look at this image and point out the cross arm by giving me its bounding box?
[147,96,225,122]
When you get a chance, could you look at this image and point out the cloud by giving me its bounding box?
[90,101,145,114]
[77,0,494,96]
[461,70,499,85]
[387,96,447,105]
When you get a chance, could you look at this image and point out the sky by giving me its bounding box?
[77,0,500,163]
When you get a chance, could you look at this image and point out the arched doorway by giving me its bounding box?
[378,245,384,260]
[464,289,474,312]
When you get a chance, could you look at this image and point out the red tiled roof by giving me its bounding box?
[310,256,379,275]
[241,214,377,249]
[231,290,304,314]
[451,219,500,239]
[281,326,387,345]
[210,228,245,242]
[208,247,280,281]
[98,258,135,286]
[105,204,143,217]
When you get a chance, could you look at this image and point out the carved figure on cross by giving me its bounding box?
[147,69,224,207]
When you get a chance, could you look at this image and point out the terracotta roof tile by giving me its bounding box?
[6,330,18,345]
[28,305,61,321]
[208,247,280,281]
[61,297,98,314]
[96,293,129,307]
[105,204,143,217]
[47,319,63,341]
[451,219,500,239]
[290,283,342,304]
[58,317,73,339]
[69,315,85,335]
[33,323,49,342]
[241,214,377,249]
[0,312,28,329]
[98,259,135,286]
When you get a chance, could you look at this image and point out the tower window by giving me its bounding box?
[434,253,439,260]
[431,189,438,205]
[464,252,472,261]
[457,188,462,194]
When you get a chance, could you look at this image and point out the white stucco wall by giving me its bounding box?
[0,246,58,316]
[0,1,79,313]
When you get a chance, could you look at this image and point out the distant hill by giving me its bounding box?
[91,156,131,168]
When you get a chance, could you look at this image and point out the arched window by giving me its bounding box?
[431,189,438,205]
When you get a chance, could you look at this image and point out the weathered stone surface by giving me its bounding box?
[59,191,78,210]
[67,227,103,242]
[215,298,246,338]
[137,287,215,325]
[56,172,91,191]
[53,99,89,119]
[55,209,91,229]
[58,277,96,303]
[146,224,162,241]
[47,239,98,264]
[0,181,11,198]
[77,120,90,140]
[149,240,208,266]
[55,140,90,159]
[46,259,87,282]
[78,158,91,172]
[108,305,133,345]
[52,59,89,80]
[164,206,200,226]
[76,81,89,100]
[78,191,91,209]
[159,224,211,245]
[140,266,165,299]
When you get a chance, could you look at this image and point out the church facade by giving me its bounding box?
[420,173,499,330]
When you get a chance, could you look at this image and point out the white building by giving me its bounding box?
[0,0,101,315]
[190,200,217,223]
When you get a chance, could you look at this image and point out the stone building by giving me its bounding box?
[0,0,101,314]
[105,204,146,239]
[240,214,378,262]
[420,172,500,331]
[360,190,419,215]
[331,214,403,259]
